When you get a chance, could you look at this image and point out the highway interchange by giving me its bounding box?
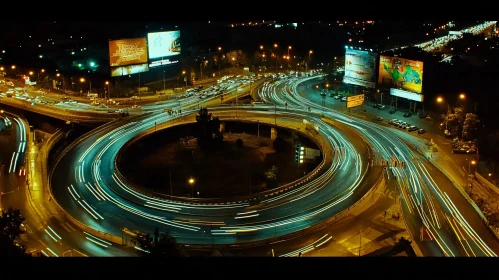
[1,72,499,257]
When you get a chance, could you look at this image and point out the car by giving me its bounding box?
[408,126,419,132]
[377,105,386,110]
[320,92,327,97]
[389,108,397,114]
[418,129,427,134]
[341,97,347,101]
[389,119,399,125]
[403,112,412,117]
[373,116,383,121]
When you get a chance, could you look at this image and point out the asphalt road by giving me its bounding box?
[265,76,499,256]
[0,111,136,257]
[50,105,375,247]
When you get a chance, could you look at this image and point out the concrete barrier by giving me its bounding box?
[475,171,499,196]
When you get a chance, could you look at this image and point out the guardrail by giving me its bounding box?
[112,111,330,205]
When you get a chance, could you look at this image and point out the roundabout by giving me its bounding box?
[116,120,322,199]
[49,105,376,248]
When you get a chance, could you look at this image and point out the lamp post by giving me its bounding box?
[217,46,222,77]
[162,70,166,92]
[307,50,313,72]
[38,69,45,83]
[274,43,279,72]
[188,178,195,198]
[80,78,91,96]
[105,81,110,99]
[436,96,450,131]
[182,70,187,90]
[287,46,292,72]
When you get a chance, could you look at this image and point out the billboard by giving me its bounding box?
[109,38,148,67]
[346,94,365,109]
[147,31,181,59]
[390,88,424,102]
[110,63,149,77]
[343,49,377,88]
[378,56,423,93]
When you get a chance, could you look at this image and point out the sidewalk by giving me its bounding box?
[305,174,423,257]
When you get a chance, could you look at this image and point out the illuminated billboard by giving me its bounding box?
[110,63,149,77]
[109,38,148,67]
[378,56,423,93]
[147,31,181,59]
[389,88,424,102]
[346,94,365,109]
[343,49,377,88]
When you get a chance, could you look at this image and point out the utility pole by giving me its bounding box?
[163,70,165,92]
[358,230,362,257]
[200,62,203,80]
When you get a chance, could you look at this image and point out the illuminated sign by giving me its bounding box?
[147,31,181,59]
[390,88,424,102]
[346,94,365,109]
[378,56,424,93]
[109,38,148,67]
[343,49,377,88]
[110,63,149,77]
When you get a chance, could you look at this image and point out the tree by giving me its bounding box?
[0,208,28,257]
[132,228,184,257]
[462,113,480,140]
[443,106,465,135]
[195,107,223,151]
[236,138,244,148]
[273,137,286,153]
[265,165,279,188]
[226,50,247,68]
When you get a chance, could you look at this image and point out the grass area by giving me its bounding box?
[120,131,319,198]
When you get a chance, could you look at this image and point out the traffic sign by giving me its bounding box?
[346,94,365,109]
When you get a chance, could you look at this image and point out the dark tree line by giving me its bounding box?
[133,227,187,257]
[0,208,32,256]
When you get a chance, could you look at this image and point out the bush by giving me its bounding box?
[236,138,243,148]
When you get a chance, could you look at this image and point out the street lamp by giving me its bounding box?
[469,159,477,174]
[437,96,450,131]
[56,73,60,77]
[80,78,91,95]
[11,65,16,70]
[105,81,110,99]
[459,93,466,100]
[287,46,292,72]
[188,178,195,198]
[182,70,187,90]
[217,46,222,77]
[0,67,3,71]
[29,71,33,76]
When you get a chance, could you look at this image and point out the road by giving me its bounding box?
[49,104,378,248]
[259,75,499,256]
[0,76,265,123]
[0,110,136,256]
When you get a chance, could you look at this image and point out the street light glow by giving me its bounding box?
[437,97,443,103]
[29,71,33,75]
[288,46,292,49]
[260,45,263,50]
[309,50,313,54]
[0,67,4,71]
[80,78,85,83]
[189,178,195,184]
[218,46,222,51]
[459,93,466,100]
[41,69,45,73]
[274,43,278,48]
[105,81,109,85]
[11,65,16,69]
[182,70,186,75]
[56,73,61,77]
[471,160,476,165]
